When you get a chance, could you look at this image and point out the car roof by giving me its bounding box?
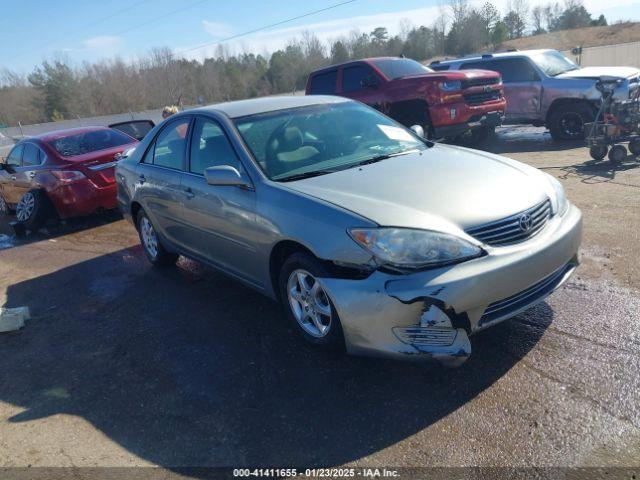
[32,126,115,142]
[434,49,553,65]
[310,56,417,75]
[192,95,351,119]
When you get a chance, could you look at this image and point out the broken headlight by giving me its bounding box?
[348,227,483,270]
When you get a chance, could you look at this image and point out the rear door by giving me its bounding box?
[1,144,24,204]
[461,58,542,120]
[136,117,191,246]
[180,116,260,283]
[307,69,338,95]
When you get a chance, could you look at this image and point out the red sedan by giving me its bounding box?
[0,121,153,231]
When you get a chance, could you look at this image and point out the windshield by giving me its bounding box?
[48,129,134,157]
[531,51,579,76]
[234,102,428,181]
[371,58,433,79]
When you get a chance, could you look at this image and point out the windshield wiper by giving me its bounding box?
[354,149,418,167]
[278,169,335,182]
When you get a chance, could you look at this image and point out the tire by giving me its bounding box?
[136,209,178,267]
[279,252,345,350]
[608,144,627,164]
[629,138,640,156]
[468,126,496,145]
[589,145,608,161]
[16,189,51,231]
[0,192,10,216]
[548,102,595,141]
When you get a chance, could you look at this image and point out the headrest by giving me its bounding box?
[280,127,303,151]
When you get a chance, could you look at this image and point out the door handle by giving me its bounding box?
[138,174,146,184]
[10,176,16,181]
[183,187,195,199]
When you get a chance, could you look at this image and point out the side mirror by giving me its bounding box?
[204,165,252,189]
[361,75,379,89]
[410,125,425,138]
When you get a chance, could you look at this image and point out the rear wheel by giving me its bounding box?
[589,145,608,161]
[608,144,627,164]
[16,189,51,231]
[136,209,178,267]
[279,252,344,350]
[548,103,594,141]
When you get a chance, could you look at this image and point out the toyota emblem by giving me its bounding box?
[519,213,533,232]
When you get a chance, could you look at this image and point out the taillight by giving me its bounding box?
[51,170,86,184]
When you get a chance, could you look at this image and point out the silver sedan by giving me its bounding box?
[116,96,582,367]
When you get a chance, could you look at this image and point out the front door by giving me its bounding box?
[462,57,543,121]
[179,116,260,285]
[339,64,386,112]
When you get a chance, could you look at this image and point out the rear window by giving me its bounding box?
[309,70,337,94]
[48,129,134,157]
[371,58,432,79]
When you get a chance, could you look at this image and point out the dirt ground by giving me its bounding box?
[0,127,639,477]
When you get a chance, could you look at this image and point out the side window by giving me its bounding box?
[22,144,40,166]
[189,118,241,175]
[309,70,337,94]
[151,118,190,170]
[37,148,47,164]
[6,144,24,167]
[462,58,539,82]
[342,65,378,93]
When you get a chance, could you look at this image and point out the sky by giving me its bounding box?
[0,0,639,74]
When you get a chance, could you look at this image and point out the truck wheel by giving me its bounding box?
[16,189,51,232]
[629,138,640,155]
[468,126,496,145]
[589,145,608,161]
[608,145,627,164]
[548,103,594,141]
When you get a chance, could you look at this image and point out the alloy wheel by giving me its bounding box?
[16,192,35,222]
[287,269,332,338]
[140,216,159,259]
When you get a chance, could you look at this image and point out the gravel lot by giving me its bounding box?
[0,127,639,476]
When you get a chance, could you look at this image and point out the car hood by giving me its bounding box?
[557,66,640,80]
[283,144,552,236]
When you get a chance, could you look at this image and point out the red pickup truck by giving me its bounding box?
[306,57,506,142]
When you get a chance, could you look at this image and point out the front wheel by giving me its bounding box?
[279,252,344,350]
[16,189,51,231]
[136,209,178,267]
[629,138,640,156]
[548,103,594,141]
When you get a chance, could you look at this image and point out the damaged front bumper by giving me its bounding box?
[321,204,582,367]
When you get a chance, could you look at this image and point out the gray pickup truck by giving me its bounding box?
[430,49,640,141]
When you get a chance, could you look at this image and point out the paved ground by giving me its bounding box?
[0,127,639,473]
